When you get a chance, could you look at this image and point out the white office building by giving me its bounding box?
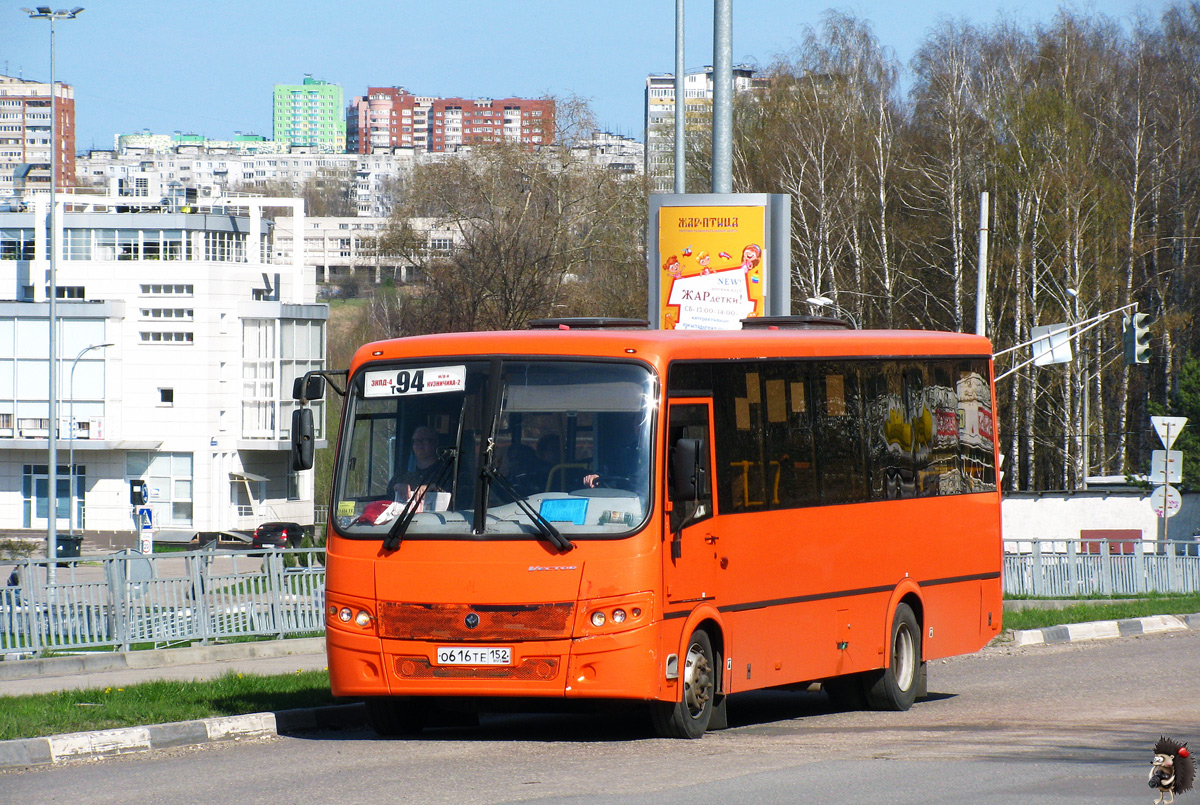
[271,215,461,286]
[0,193,326,542]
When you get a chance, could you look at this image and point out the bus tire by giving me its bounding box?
[366,697,427,737]
[650,629,718,739]
[865,603,921,711]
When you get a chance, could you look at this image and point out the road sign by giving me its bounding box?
[1151,485,1182,518]
[1151,416,1188,448]
[1150,450,1183,484]
[1031,324,1073,366]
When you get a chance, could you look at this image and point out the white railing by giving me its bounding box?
[1004,538,1200,597]
[0,547,324,656]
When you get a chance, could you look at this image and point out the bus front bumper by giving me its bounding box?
[327,624,663,701]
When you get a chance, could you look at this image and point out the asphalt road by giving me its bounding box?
[3,629,1196,804]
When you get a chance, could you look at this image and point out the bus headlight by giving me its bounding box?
[578,593,653,636]
[328,600,375,632]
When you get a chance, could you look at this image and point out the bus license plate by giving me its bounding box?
[436,646,511,666]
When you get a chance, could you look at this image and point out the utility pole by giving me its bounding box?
[711,0,732,193]
[23,6,85,582]
[674,0,685,194]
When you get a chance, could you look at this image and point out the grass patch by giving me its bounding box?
[1003,593,1200,631]
[0,670,335,741]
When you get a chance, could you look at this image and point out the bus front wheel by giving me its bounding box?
[650,629,718,739]
[865,603,921,711]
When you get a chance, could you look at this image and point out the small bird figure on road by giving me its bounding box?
[1150,735,1194,805]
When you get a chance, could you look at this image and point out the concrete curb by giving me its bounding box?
[0,703,366,770]
[0,637,326,681]
[1009,612,1200,647]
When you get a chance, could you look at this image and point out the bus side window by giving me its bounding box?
[815,364,866,505]
[668,403,712,532]
[766,363,817,508]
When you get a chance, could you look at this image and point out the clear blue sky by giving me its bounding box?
[1,0,1173,151]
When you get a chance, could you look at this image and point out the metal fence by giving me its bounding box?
[1,547,325,656]
[1004,538,1200,597]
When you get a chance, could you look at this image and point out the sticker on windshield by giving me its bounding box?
[364,365,466,397]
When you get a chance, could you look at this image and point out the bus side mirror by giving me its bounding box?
[670,438,702,501]
[292,374,326,402]
[291,407,315,471]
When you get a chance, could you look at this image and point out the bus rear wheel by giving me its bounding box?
[865,603,921,711]
[650,629,718,739]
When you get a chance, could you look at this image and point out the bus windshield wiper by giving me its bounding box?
[483,466,574,553]
[383,449,456,551]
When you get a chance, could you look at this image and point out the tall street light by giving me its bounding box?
[805,295,859,330]
[22,6,84,572]
[68,342,111,536]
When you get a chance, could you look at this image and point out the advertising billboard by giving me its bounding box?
[649,194,790,330]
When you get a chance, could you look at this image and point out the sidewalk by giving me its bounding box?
[0,636,367,771]
[0,636,329,695]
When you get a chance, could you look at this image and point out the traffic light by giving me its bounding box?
[129,479,147,506]
[1123,312,1151,365]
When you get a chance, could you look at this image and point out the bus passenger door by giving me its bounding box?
[664,400,718,604]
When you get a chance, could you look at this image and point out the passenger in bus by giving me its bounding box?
[535,434,561,469]
[501,442,547,497]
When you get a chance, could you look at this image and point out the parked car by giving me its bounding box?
[252,522,305,549]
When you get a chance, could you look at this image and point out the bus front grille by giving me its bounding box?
[378,601,575,640]
[394,655,561,680]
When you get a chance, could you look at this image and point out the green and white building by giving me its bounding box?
[273,76,346,153]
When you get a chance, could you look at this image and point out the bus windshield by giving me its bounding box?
[331,359,656,541]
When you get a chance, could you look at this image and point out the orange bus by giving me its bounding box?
[298,317,1002,738]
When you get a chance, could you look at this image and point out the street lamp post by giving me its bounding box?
[68,343,112,535]
[22,6,84,573]
[805,295,859,330]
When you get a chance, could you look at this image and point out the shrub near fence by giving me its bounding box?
[0,547,325,656]
[1004,538,1200,597]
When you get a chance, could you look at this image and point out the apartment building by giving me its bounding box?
[430,97,553,152]
[273,76,347,153]
[348,88,554,154]
[0,74,75,198]
[346,87,438,154]
[0,193,326,539]
[644,65,761,192]
[77,148,361,203]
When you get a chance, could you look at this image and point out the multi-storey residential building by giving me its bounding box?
[347,89,555,154]
[571,131,644,177]
[273,76,346,153]
[429,97,553,152]
[0,74,75,198]
[644,65,760,192]
[77,148,361,202]
[346,87,438,154]
[114,131,286,156]
[0,193,326,540]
